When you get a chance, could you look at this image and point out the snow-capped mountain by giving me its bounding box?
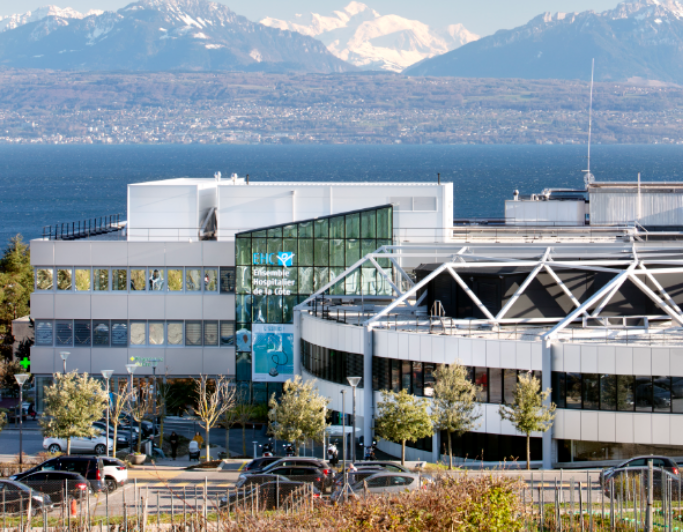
[405,0,683,83]
[0,5,103,33]
[0,0,354,73]
[260,2,479,72]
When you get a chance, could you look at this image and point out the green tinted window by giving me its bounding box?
[361,210,376,238]
[299,267,313,295]
[267,296,283,323]
[330,216,344,238]
[267,227,282,238]
[314,218,328,238]
[267,238,282,256]
[298,239,313,266]
[283,224,297,238]
[236,238,251,266]
[346,213,360,239]
[377,207,392,239]
[298,221,313,238]
[314,267,329,292]
[236,266,251,294]
[314,239,329,266]
[346,239,360,266]
[330,239,344,267]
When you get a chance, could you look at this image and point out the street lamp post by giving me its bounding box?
[15,373,30,467]
[340,389,346,493]
[347,377,362,464]
[151,360,159,428]
[59,351,70,374]
[125,363,137,395]
[101,370,114,457]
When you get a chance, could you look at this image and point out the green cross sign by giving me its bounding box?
[19,357,30,370]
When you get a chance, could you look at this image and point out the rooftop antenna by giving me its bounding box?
[583,59,595,188]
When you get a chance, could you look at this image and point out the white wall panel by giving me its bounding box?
[128,295,165,319]
[90,242,128,266]
[615,413,634,443]
[420,335,432,362]
[531,342,543,371]
[56,348,90,374]
[165,243,202,266]
[500,341,515,369]
[485,404,501,434]
[55,242,91,265]
[430,336,446,363]
[387,332,399,361]
[563,410,581,440]
[203,296,234,320]
[671,415,683,444]
[31,241,54,265]
[581,411,599,441]
[203,349,233,375]
[202,241,233,266]
[164,349,204,375]
[164,296,202,320]
[651,348,670,376]
[457,338,472,366]
[597,412,616,442]
[518,342,533,371]
[408,334,420,362]
[486,341,501,368]
[54,295,90,319]
[553,410,565,439]
[91,348,128,374]
[563,345,581,373]
[128,243,166,267]
[374,330,388,358]
[91,295,127,319]
[30,347,54,373]
[398,333,411,360]
[443,336,459,365]
[615,347,634,375]
[633,348,652,376]
[633,415,652,445]
[671,348,683,377]
[651,415,670,445]
[581,345,598,374]
[31,294,54,319]
[472,339,486,366]
[597,346,616,374]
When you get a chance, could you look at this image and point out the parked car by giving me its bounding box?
[222,481,320,511]
[258,466,328,491]
[331,472,427,502]
[243,456,283,473]
[244,457,331,476]
[350,461,413,473]
[101,457,128,492]
[332,467,385,490]
[10,456,106,493]
[92,422,135,449]
[43,432,113,455]
[602,466,681,499]
[601,456,679,483]
[234,474,290,490]
[0,480,52,516]
[118,414,157,438]
[20,471,90,504]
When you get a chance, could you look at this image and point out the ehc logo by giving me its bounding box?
[253,252,295,267]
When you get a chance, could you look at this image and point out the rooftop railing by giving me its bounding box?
[42,214,124,241]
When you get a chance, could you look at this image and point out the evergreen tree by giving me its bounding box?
[0,235,32,338]
[499,372,556,470]
[433,363,481,469]
[375,389,434,465]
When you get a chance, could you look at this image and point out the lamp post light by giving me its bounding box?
[15,373,30,467]
[59,351,70,374]
[346,377,361,464]
[101,370,114,457]
[125,363,137,395]
[340,389,346,493]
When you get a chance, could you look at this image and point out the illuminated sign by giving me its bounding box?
[129,356,164,368]
[252,252,295,267]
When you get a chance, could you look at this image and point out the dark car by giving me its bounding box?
[333,467,385,490]
[234,474,289,490]
[10,456,106,493]
[21,471,90,504]
[603,466,680,499]
[118,414,157,438]
[351,461,412,473]
[601,455,679,483]
[0,480,52,516]
[93,421,135,449]
[243,456,283,473]
[251,458,331,475]
[261,466,328,491]
[257,481,320,511]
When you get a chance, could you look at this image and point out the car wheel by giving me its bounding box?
[94,444,106,455]
[48,444,61,453]
[105,477,118,493]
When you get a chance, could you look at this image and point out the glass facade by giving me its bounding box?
[235,205,393,385]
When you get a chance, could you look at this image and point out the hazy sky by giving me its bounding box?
[0,0,624,36]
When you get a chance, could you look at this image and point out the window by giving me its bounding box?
[75,268,91,291]
[566,373,582,409]
[474,367,488,402]
[148,322,164,346]
[185,321,202,346]
[186,269,201,291]
[220,267,236,293]
[204,321,218,346]
[55,320,73,346]
[57,268,72,291]
[503,369,517,405]
[74,320,91,346]
[112,269,127,291]
[130,322,147,346]
[654,377,672,413]
[35,321,53,346]
[36,268,53,290]
[93,320,110,346]
[130,269,146,291]
[204,268,218,292]
[635,376,653,412]
[673,378,683,413]
[489,368,503,404]
[617,376,635,411]
[220,321,235,347]
[111,321,128,346]
[94,269,109,291]
[401,360,412,394]
[167,269,183,291]
[552,372,566,408]
[600,374,617,410]
[424,363,436,397]
[583,374,599,410]
[391,359,400,392]
[149,268,164,291]
[413,362,423,396]
[167,322,183,346]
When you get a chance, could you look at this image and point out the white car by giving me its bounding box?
[101,457,128,492]
[43,432,113,455]
[331,472,428,502]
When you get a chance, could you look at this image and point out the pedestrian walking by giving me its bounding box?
[170,431,179,460]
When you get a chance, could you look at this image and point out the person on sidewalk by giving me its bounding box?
[170,432,179,460]
[192,432,204,448]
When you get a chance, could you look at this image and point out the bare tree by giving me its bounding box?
[193,375,237,461]
[109,383,133,455]
[126,381,155,454]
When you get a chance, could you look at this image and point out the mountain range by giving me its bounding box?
[260,2,479,73]
[405,0,683,83]
[0,0,352,73]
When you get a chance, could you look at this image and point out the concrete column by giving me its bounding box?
[542,338,553,470]
[363,325,373,445]
[293,309,302,377]
[432,429,440,464]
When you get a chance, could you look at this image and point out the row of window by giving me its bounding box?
[35,267,236,294]
[301,341,541,402]
[552,372,683,414]
[35,320,236,348]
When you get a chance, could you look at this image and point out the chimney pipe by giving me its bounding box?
[246,174,250,185]
[437,173,441,185]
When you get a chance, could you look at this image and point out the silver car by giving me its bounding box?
[331,472,426,502]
